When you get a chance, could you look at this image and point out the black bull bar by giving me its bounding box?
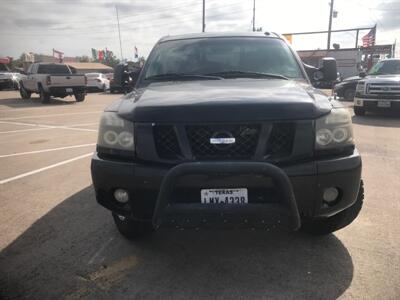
[152,162,301,231]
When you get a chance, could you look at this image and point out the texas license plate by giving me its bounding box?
[377,101,391,108]
[66,88,73,93]
[201,188,248,204]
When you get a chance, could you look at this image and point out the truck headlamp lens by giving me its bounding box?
[103,130,118,145]
[315,108,354,150]
[97,112,134,153]
[118,131,134,148]
[316,129,333,146]
[356,82,365,92]
[332,127,348,143]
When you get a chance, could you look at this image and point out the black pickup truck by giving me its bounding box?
[91,32,363,239]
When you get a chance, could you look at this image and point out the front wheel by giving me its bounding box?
[74,93,85,102]
[20,85,31,99]
[354,106,365,116]
[112,213,154,240]
[39,88,50,103]
[301,180,364,235]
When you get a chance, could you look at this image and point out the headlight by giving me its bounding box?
[315,108,354,151]
[97,112,134,156]
[356,82,365,93]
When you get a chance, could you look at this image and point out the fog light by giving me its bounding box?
[323,187,339,203]
[114,188,129,203]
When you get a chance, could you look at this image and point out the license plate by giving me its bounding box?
[201,188,248,204]
[377,101,391,108]
[66,88,73,93]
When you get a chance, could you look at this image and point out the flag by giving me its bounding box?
[134,46,138,59]
[98,50,104,61]
[91,48,98,60]
[53,48,64,62]
[362,25,376,47]
[105,48,113,60]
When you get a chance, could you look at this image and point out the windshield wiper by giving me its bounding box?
[205,71,289,80]
[145,73,222,81]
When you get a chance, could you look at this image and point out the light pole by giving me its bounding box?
[202,0,206,32]
[327,0,334,50]
[116,5,123,60]
[252,0,256,32]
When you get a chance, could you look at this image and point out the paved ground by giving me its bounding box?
[0,90,399,300]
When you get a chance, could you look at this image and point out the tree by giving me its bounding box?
[94,51,120,68]
[77,55,90,62]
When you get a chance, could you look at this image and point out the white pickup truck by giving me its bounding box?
[19,63,86,103]
[354,59,400,116]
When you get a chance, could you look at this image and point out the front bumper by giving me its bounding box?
[91,151,362,230]
[354,96,400,111]
[0,79,15,89]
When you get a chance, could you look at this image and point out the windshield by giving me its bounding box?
[368,60,400,75]
[37,64,71,74]
[142,37,303,82]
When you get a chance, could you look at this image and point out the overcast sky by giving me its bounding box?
[0,0,399,60]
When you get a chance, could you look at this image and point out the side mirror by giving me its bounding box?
[359,71,366,78]
[320,57,337,81]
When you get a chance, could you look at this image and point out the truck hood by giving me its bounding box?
[115,79,332,122]
[363,74,400,84]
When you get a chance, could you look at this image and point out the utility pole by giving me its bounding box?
[116,5,123,60]
[252,0,256,32]
[202,0,205,32]
[327,0,334,50]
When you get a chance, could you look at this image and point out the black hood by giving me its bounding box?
[114,79,332,122]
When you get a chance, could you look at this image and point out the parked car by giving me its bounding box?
[85,73,110,92]
[354,58,400,116]
[91,32,363,239]
[104,73,114,81]
[19,63,86,103]
[109,63,140,93]
[333,75,361,101]
[0,72,23,90]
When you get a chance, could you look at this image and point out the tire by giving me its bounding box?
[344,89,355,101]
[74,93,85,102]
[112,212,154,240]
[39,87,50,103]
[19,85,31,99]
[354,106,365,116]
[301,180,364,235]
[102,84,106,92]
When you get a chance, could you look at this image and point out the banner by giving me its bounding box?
[91,48,114,61]
[91,48,98,60]
[98,50,104,61]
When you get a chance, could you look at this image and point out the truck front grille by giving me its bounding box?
[367,83,400,95]
[265,123,296,159]
[187,124,261,160]
[153,123,296,161]
[153,125,182,159]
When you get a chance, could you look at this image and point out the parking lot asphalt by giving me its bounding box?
[0,90,399,300]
